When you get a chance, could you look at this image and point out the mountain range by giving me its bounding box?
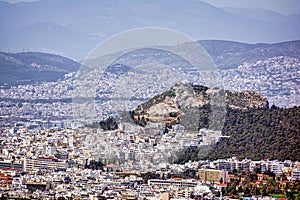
[0,51,79,85]
[1,0,299,60]
[2,40,299,84]
[199,40,300,70]
[0,39,299,108]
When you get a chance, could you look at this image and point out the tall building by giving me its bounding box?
[69,135,74,148]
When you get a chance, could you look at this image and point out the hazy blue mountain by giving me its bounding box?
[1,40,298,85]
[0,0,299,60]
[0,52,80,85]
[222,7,300,26]
[199,40,300,69]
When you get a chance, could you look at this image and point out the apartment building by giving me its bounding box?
[198,168,228,184]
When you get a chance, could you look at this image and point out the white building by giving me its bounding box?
[292,168,300,181]
[270,161,283,175]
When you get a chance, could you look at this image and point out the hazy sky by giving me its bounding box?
[3,0,300,15]
[200,0,300,15]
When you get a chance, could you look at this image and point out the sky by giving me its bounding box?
[200,0,300,15]
[3,0,300,15]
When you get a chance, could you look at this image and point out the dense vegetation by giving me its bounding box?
[208,106,300,161]
[99,117,119,131]
[86,117,119,131]
[223,172,300,199]
[178,106,300,162]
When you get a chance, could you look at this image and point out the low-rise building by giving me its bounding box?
[292,168,300,181]
[24,157,66,173]
[198,168,228,184]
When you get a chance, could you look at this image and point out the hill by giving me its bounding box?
[132,83,269,129]
[130,83,300,161]
[0,51,80,85]
[105,63,133,76]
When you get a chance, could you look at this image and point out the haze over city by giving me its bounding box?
[0,0,299,199]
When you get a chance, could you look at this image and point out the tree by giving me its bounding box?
[261,185,268,196]
[99,117,118,131]
[220,177,223,184]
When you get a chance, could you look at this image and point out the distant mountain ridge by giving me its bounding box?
[199,40,300,69]
[0,51,80,85]
[0,0,299,59]
[222,7,300,25]
[1,39,299,108]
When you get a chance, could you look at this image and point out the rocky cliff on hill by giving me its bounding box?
[132,83,269,130]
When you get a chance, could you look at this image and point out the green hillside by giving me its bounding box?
[207,106,300,161]
[178,106,300,163]
[130,83,300,162]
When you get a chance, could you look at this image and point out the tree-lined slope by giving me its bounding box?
[132,83,300,161]
[206,106,300,161]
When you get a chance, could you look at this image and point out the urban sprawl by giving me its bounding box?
[0,123,300,199]
[0,56,300,200]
